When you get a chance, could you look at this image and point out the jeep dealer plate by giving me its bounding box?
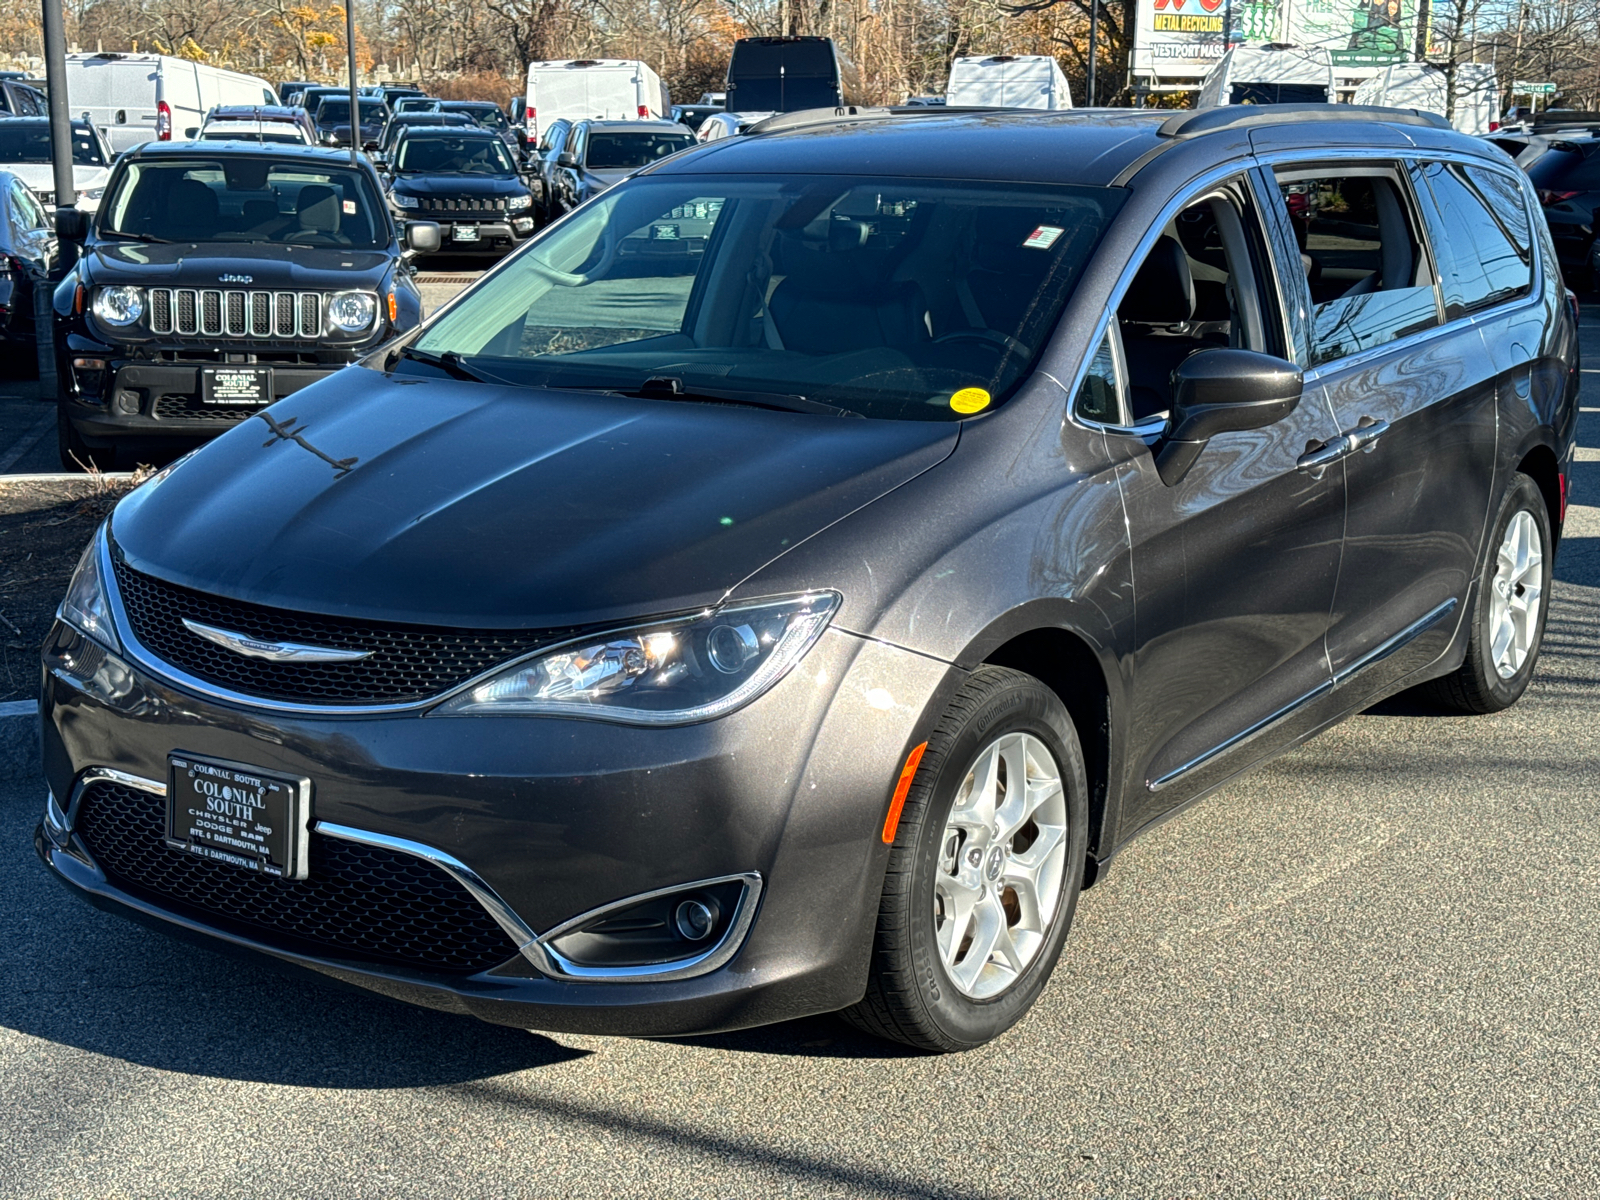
[201,366,272,407]
[165,753,311,879]
[453,224,480,242]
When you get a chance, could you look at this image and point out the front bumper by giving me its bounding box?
[401,217,533,254]
[37,620,955,1036]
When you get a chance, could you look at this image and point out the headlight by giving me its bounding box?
[391,192,419,209]
[92,285,143,327]
[506,193,532,212]
[60,524,120,652]
[326,291,376,333]
[434,592,840,724]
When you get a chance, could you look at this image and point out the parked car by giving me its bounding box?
[386,127,538,254]
[62,52,278,152]
[371,84,427,109]
[393,96,441,115]
[276,80,315,107]
[529,116,573,220]
[373,111,474,168]
[0,167,57,349]
[725,36,842,114]
[945,55,1072,110]
[546,118,695,216]
[697,91,725,105]
[670,103,723,131]
[48,140,436,468]
[36,105,1577,1053]
[1525,134,1600,286]
[0,77,48,117]
[523,59,670,142]
[313,95,389,149]
[197,104,316,146]
[437,100,516,147]
[0,117,115,212]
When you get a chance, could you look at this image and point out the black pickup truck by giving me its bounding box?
[52,141,440,468]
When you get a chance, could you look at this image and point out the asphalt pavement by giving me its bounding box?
[1,307,1598,1199]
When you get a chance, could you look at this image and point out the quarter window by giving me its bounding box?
[1074,326,1125,425]
[1415,161,1531,319]
[1275,169,1439,369]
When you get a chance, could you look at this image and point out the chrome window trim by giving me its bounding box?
[1063,160,1282,435]
[525,872,764,983]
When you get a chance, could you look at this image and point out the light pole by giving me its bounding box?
[346,0,360,165]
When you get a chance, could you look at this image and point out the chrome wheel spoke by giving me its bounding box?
[1489,508,1544,681]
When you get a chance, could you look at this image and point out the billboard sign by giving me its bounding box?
[1133,0,1417,81]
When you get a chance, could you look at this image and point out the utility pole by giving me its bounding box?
[41,0,73,389]
[1413,0,1431,61]
[1087,0,1099,104]
[345,0,360,165]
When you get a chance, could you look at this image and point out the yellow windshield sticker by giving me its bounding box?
[950,387,991,415]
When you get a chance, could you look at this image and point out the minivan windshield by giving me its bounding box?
[396,134,516,175]
[585,131,696,169]
[316,99,387,125]
[100,158,386,248]
[0,123,104,165]
[409,174,1123,421]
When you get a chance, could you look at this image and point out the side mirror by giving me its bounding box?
[404,221,441,254]
[556,150,578,168]
[1154,348,1302,486]
[55,207,87,242]
[184,126,199,139]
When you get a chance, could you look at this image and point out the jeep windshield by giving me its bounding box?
[395,135,516,175]
[407,174,1123,421]
[99,158,387,248]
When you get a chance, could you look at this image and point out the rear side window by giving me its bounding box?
[1414,161,1531,319]
[1462,165,1533,258]
[1527,145,1600,192]
[1274,168,1439,369]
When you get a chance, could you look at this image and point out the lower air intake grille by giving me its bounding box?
[111,551,561,706]
[76,780,522,974]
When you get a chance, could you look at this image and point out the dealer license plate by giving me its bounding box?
[165,753,311,879]
[453,224,480,242]
[201,366,272,407]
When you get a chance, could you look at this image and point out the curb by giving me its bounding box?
[0,699,38,786]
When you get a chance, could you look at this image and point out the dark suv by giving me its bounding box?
[1525,132,1600,287]
[51,141,439,468]
[37,105,1578,1052]
[385,127,538,254]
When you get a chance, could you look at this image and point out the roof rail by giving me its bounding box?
[745,104,1026,136]
[1159,103,1452,139]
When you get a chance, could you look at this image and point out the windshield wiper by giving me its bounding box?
[104,231,172,244]
[557,377,860,417]
[396,345,501,384]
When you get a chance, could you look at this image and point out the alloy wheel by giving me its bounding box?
[1489,508,1544,680]
[933,732,1069,1000]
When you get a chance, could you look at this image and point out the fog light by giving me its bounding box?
[513,217,534,233]
[115,390,141,415]
[674,897,718,941]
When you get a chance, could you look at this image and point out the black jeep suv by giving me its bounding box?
[52,142,440,468]
[385,127,538,256]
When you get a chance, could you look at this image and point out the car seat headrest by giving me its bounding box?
[1119,235,1195,324]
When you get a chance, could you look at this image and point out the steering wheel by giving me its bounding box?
[932,329,1029,358]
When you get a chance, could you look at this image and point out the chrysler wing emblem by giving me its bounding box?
[218,273,254,284]
[182,619,373,664]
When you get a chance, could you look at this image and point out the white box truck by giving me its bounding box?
[1352,62,1498,136]
[524,60,669,141]
[945,55,1071,110]
[1196,46,1335,108]
[62,52,278,153]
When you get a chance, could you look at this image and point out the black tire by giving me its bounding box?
[842,666,1088,1052]
[1418,472,1552,714]
[57,407,116,472]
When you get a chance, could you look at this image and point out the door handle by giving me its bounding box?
[1344,417,1390,453]
[1297,435,1353,476]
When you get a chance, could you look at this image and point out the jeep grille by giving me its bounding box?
[147,289,330,340]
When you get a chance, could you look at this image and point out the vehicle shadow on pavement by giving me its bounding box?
[659,1013,937,1059]
[4,803,587,1087]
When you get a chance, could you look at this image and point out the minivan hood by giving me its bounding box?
[112,369,957,628]
[83,243,393,290]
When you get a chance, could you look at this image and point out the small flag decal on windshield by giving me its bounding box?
[1023,226,1064,250]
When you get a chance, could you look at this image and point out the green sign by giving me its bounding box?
[1514,80,1556,95]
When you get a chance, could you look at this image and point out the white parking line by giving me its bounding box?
[0,410,55,474]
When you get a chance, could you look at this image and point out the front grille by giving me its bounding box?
[420,196,508,213]
[152,395,253,422]
[147,288,329,340]
[111,552,561,706]
[76,781,521,974]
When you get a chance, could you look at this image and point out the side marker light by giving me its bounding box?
[881,741,929,845]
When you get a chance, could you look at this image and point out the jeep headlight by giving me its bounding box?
[506,193,532,212]
[433,592,840,724]
[391,192,419,209]
[326,290,376,333]
[92,285,143,327]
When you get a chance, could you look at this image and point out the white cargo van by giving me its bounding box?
[1196,46,1335,108]
[62,53,278,153]
[1352,62,1498,136]
[945,55,1071,110]
[524,60,669,141]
